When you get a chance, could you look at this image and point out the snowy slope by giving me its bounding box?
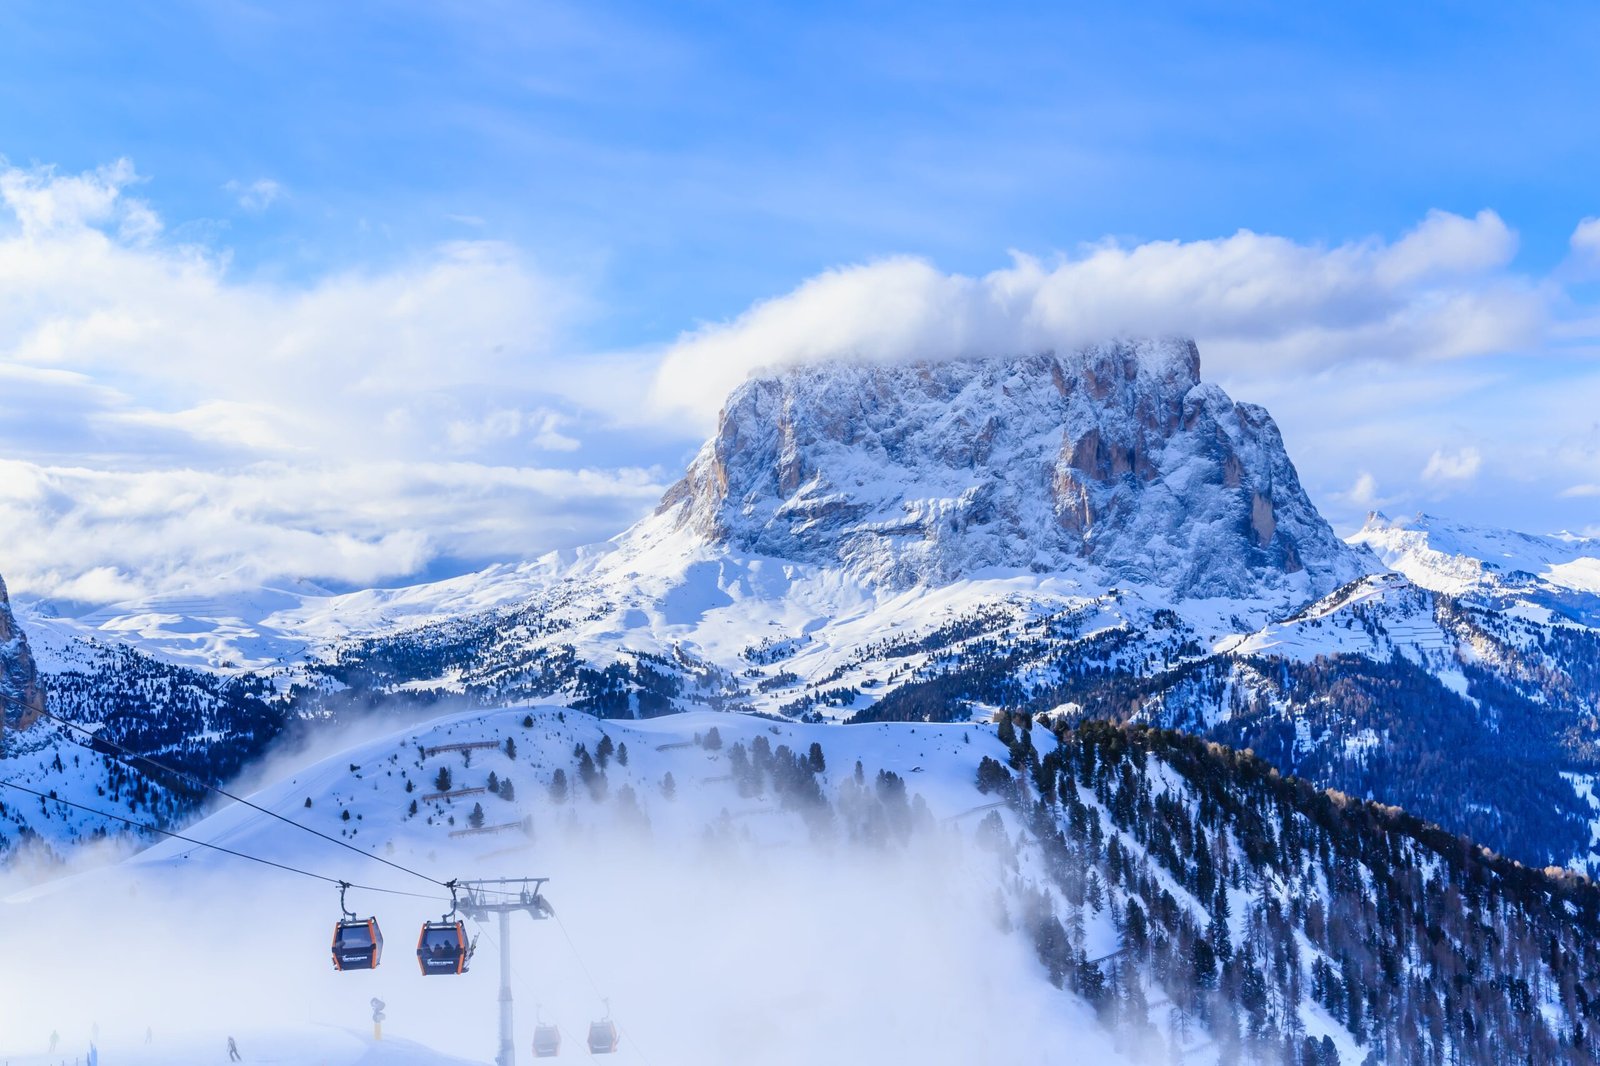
[15,563,576,675]
[1352,511,1600,623]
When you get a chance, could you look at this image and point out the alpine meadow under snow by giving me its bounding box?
[8,339,1600,1064]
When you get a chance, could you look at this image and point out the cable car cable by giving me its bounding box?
[551,911,608,1004]
[0,777,445,900]
[3,695,449,889]
[550,910,659,1066]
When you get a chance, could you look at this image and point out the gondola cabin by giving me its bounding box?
[587,1018,619,1055]
[533,1023,562,1057]
[331,917,383,971]
[416,919,472,976]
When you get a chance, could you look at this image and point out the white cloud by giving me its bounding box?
[1376,209,1516,285]
[1340,472,1384,511]
[225,177,285,212]
[0,157,160,242]
[650,211,1544,425]
[0,159,656,602]
[1573,217,1600,266]
[444,407,581,453]
[0,159,586,466]
[1421,446,1483,483]
[0,459,664,602]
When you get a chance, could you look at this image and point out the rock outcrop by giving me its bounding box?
[0,573,45,733]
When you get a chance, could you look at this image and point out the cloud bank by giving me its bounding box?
[0,159,658,603]
[651,209,1543,424]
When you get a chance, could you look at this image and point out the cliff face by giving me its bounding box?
[657,338,1368,598]
[0,573,45,733]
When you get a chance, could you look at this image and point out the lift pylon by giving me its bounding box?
[458,878,554,1066]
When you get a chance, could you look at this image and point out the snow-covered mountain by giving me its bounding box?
[661,338,1368,597]
[1352,511,1600,623]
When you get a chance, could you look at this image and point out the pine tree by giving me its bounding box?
[1075,952,1107,1007]
[1124,898,1149,954]
[469,802,485,829]
[703,726,722,751]
[976,755,1010,794]
[487,771,500,794]
[596,734,614,769]
[1034,912,1071,988]
[617,742,629,767]
[807,742,826,774]
[434,765,453,793]
[1210,885,1233,961]
[1192,936,1217,989]
[661,771,676,799]
[548,768,569,804]
[505,737,517,759]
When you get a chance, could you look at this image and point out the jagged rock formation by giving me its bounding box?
[658,338,1369,597]
[0,573,45,733]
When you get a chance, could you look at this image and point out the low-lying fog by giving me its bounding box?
[1,709,1127,1065]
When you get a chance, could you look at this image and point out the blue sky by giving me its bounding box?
[1,1,1599,601]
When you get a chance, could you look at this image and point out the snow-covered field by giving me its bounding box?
[5,1029,485,1066]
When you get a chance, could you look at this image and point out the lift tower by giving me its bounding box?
[459,877,554,1066]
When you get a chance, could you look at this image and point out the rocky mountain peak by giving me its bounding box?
[655,338,1369,598]
[0,573,46,734]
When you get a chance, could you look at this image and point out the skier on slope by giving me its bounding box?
[228,1034,242,1061]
